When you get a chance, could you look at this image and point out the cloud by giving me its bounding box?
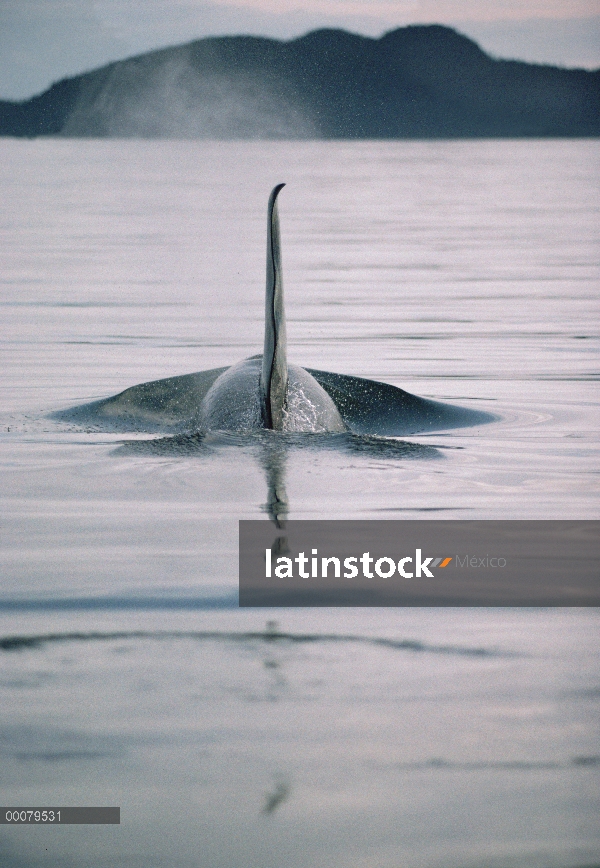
[0,1,130,98]
[458,15,600,68]
[95,0,596,25]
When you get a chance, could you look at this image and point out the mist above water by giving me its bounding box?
[61,50,318,139]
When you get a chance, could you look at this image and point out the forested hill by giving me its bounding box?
[1,25,598,138]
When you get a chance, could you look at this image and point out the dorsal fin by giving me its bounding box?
[261,183,287,429]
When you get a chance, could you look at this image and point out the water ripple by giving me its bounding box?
[0,628,517,658]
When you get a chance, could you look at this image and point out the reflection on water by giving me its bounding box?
[260,439,289,526]
[262,777,291,815]
[115,430,441,460]
[116,430,441,524]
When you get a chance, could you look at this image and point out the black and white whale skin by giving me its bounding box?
[55,185,495,437]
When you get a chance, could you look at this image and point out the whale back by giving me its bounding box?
[260,183,287,430]
[198,358,346,433]
[51,184,497,437]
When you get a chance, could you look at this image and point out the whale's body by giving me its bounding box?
[200,358,346,433]
[55,185,495,436]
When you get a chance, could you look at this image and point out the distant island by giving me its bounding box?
[1,25,598,139]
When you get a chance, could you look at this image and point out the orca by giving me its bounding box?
[54,184,496,437]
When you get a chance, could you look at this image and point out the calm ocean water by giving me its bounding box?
[0,138,599,867]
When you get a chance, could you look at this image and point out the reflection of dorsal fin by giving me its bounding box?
[261,183,287,429]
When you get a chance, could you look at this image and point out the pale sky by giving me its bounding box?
[1,0,599,100]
